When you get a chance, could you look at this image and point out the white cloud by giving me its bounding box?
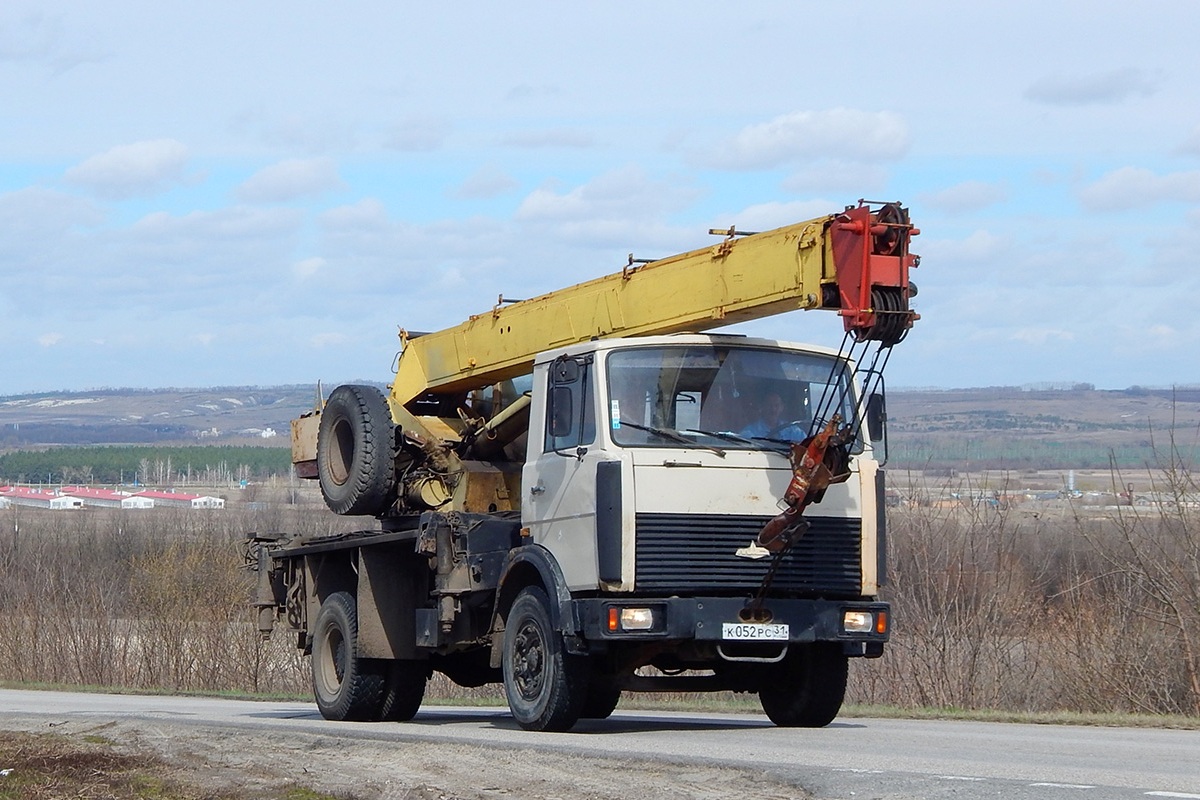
[436,266,467,290]
[1078,167,1200,211]
[1010,328,1075,346]
[319,198,392,231]
[293,257,325,279]
[0,12,62,61]
[384,117,451,152]
[453,166,519,200]
[131,206,302,241]
[505,84,561,102]
[1024,68,1158,106]
[781,161,888,195]
[717,200,838,233]
[236,157,344,204]
[699,109,910,170]
[64,139,190,198]
[310,332,350,348]
[0,12,108,73]
[38,332,63,347]
[4,4,1200,394]
[501,129,597,149]
[1144,324,1174,343]
[918,181,1008,215]
[260,113,355,154]
[924,230,1010,265]
[1177,125,1200,157]
[1109,321,1180,359]
[109,206,304,306]
[0,187,103,239]
[515,166,698,224]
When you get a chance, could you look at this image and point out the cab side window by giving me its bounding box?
[544,357,596,452]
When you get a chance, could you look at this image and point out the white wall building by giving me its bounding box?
[0,488,84,510]
[133,490,224,509]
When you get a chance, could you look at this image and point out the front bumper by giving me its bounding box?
[572,596,889,656]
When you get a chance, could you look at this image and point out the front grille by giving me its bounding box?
[634,513,862,597]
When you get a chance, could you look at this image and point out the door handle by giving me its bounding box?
[530,482,546,496]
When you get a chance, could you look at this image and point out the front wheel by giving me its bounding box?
[502,586,586,732]
[758,643,848,727]
[580,669,622,720]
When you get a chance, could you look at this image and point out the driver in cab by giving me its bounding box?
[740,390,807,442]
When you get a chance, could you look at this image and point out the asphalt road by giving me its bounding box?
[1,689,1197,800]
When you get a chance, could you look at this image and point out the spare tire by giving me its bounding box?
[317,384,395,516]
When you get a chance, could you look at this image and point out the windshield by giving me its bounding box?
[605,344,860,452]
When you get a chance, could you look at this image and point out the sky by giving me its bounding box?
[2,1,1199,395]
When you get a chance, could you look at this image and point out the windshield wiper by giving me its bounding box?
[746,435,797,452]
[684,428,754,445]
[620,422,726,457]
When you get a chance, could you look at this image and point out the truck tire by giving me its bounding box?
[318,384,395,516]
[580,670,621,720]
[502,586,586,732]
[311,591,387,721]
[758,642,848,727]
[378,659,429,722]
[580,685,621,720]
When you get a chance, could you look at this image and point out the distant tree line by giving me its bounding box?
[0,423,195,447]
[887,434,1198,472]
[0,445,293,485]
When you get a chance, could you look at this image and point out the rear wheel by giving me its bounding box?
[502,586,586,732]
[311,592,387,721]
[317,384,395,516]
[378,659,429,722]
[758,643,848,727]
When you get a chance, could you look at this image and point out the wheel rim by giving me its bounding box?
[328,418,353,485]
[317,627,346,694]
[511,618,546,701]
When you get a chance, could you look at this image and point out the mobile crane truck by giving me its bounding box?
[250,200,920,731]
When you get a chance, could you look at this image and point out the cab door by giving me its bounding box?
[522,354,609,591]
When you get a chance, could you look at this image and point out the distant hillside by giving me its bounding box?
[887,385,1200,470]
[0,385,332,448]
[2,384,1197,471]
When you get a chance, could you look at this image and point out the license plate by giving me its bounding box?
[721,622,789,641]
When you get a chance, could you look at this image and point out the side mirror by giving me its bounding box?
[549,386,574,439]
[551,358,580,385]
[866,392,887,443]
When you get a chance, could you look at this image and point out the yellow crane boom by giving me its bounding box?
[390,201,918,410]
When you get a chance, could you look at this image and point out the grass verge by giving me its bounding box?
[0,730,350,800]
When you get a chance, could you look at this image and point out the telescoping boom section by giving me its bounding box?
[389,201,918,409]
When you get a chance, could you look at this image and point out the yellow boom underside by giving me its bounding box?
[390,215,839,410]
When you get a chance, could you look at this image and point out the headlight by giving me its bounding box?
[843,610,874,633]
[607,606,656,632]
[842,609,888,635]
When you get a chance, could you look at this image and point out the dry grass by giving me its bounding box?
[0,729,359,799]
[2,468,1197,720]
